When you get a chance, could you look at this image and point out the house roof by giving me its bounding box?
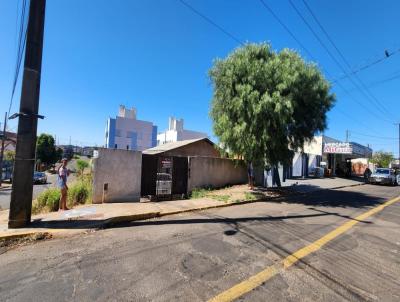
[143,138,214,155]
[0,131,17,140]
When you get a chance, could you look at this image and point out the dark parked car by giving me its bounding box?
[33,171,47,184]
[368,168,397,185]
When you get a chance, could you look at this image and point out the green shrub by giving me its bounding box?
[68,179,92,206]
[76,159,89,176]
[32,176,92,214]
[33,188,61,214]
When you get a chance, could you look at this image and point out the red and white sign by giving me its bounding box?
[323,142,352,154]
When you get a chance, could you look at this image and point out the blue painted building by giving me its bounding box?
[105,105,157,151]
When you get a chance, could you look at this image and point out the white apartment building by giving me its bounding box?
[105,105,157,151]
[157,117,207,145]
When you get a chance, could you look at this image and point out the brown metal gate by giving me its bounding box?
[172,156,188,195]
[141,154,157,196]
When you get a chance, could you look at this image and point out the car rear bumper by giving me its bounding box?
[368,178,392,184]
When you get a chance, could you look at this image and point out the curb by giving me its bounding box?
[0,231,51,241]
[105,212,161,227]
[0,182,367,241]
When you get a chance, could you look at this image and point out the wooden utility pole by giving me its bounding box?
[0,112,7,187]
[8,0,46,228]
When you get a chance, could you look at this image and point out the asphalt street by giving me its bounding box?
[0,184,399,301]
[0,174,57,210]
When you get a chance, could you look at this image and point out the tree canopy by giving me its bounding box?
[209,43,335,166]
[370,151,394,168]
[36,134,60,167]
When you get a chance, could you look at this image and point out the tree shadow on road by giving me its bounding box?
[263,185,398,208]
[24,185,398,230]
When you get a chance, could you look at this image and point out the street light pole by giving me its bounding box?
[8,0,46,228]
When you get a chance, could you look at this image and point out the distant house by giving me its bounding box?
[82,146,97,157]
[0,131,17,153]
[157,117,207,146]
[57,145,74,160]
[105,105,157,151]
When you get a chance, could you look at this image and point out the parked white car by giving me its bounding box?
[368,168,398,186]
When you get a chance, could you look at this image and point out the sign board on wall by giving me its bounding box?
[323,142,352,154]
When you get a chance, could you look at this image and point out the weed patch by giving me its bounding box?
[190,188,211,199]
[210,195,230,202]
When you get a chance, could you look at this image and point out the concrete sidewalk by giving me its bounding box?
[0,177,364,241]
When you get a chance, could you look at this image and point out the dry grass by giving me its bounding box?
[190,184,278,203]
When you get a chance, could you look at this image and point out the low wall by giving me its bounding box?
[92,148,142,203]
[187,157,247,192]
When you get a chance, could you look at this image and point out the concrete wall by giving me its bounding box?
[292,152,303,177]
[303,136,323,156]
[187,157,247,192]
[92,148,142,203]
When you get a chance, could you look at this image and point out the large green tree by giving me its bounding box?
[370,151,394,168]
[210,43,335,165]
[36,134,59,168]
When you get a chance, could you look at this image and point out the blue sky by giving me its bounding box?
[1,0,399,156]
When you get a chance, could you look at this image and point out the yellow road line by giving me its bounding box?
[208,195,400,302]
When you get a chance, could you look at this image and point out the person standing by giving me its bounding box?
[247,162,254,190]
[364,167,372,182]
[58,158,70,211]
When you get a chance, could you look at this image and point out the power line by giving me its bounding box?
[258,0,317,61]
[300,0,400,83]
[334,70,400,95]
[334,107,383,137]
[8,0,29,115]
[349,131,398,140]
[300,0,396,120]
[331,48,400,83]
[179,0,392,139]
[365,72,400,89]
[288,0,396,123]
[178,0,244,46]
[257,0,394,124]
